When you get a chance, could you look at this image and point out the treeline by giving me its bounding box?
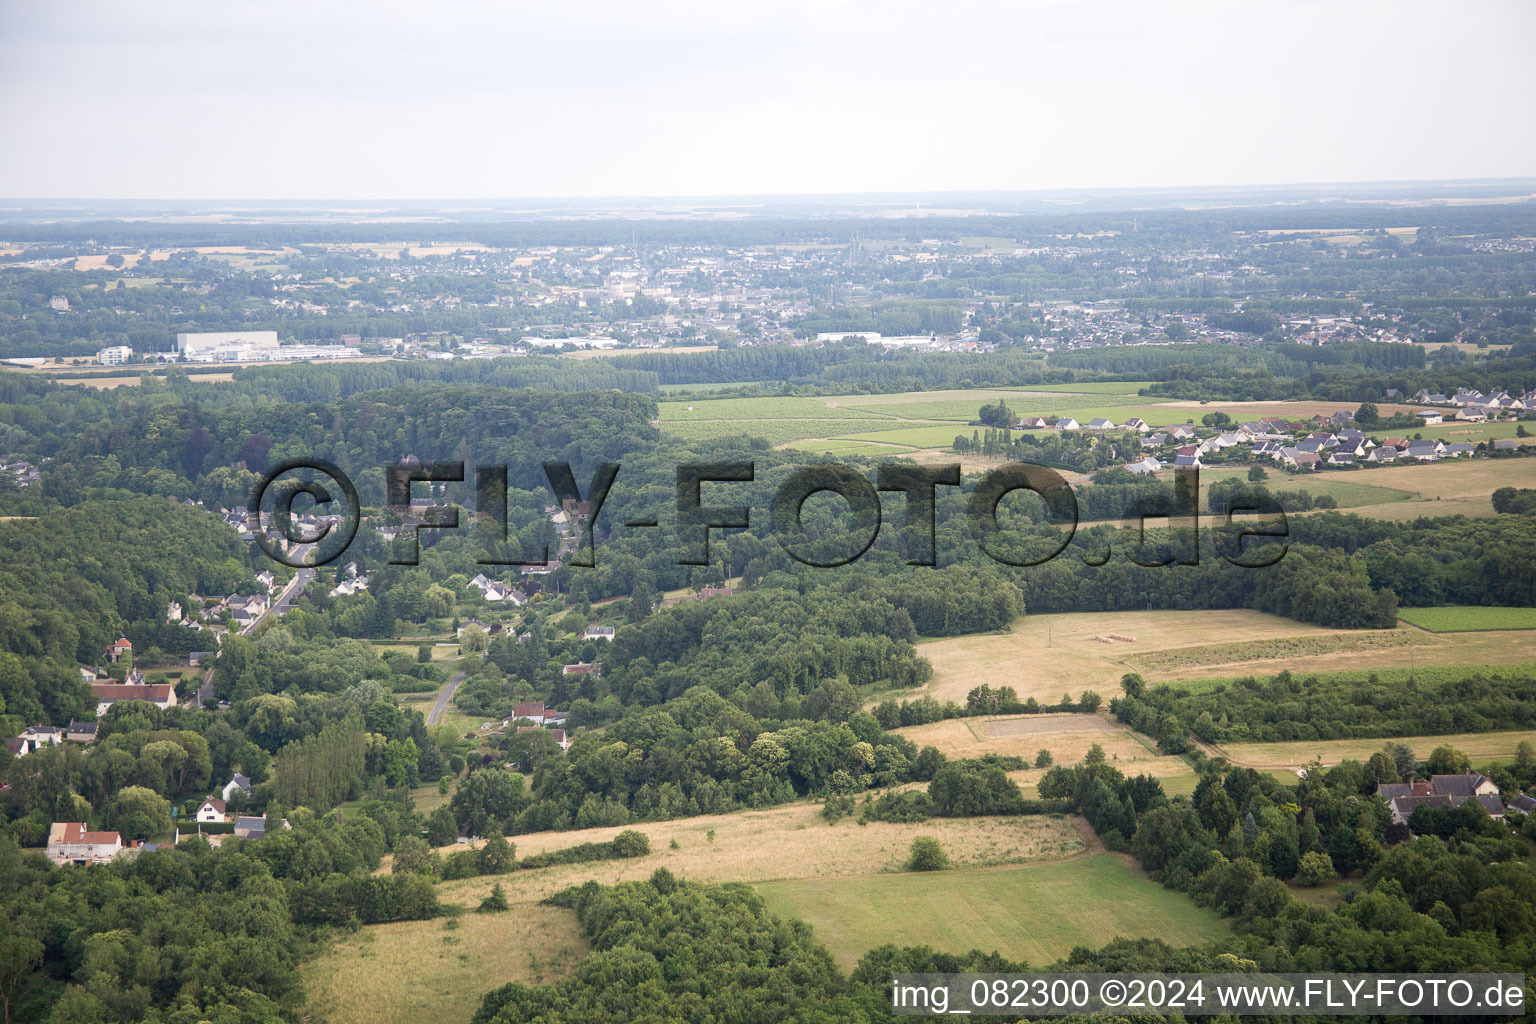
[438,687,951,837]
[1113,668,1536,746]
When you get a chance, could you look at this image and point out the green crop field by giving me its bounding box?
[1397,606,1536,632]
[755,853,1229,970]
[1197,467,1415,511]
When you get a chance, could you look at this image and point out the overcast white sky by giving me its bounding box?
[2,0,1533,200]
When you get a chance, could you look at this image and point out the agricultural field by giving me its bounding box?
[1214,729,1536,772]
[1412,419,1536,444]
[1397,606,1536,632]
[1195,466,1415,512]
[891,713,1190,792]
[1308,456,1536,519]
[905,609,1389,706]
[1007,381,1158,395]
[904,609,1536,717]
[757,853,1230,970]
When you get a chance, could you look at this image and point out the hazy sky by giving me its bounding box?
[2,0,1533,199]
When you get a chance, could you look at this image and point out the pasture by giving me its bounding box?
[1397,606,1536,632]
[756,853,1230,970]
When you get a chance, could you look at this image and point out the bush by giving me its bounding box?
[478,831,516,874]
[477,882,510,913]
[1035,749,1053,768]
[1295,850,1335,886]
[907,836,950,872]
[611,829,651,858]
[858,791,932,824]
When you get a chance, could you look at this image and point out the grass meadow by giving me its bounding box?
[756,853,1230,970]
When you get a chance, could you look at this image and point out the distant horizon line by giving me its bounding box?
[3,176,1535,207]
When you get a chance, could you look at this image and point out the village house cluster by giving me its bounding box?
[1377,772,1535,828]
[1011,395,1532,478]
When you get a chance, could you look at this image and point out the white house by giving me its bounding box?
[583,625,616,642]
[196,797,229,823]
[222,773,252,803]
[47,822,123,865]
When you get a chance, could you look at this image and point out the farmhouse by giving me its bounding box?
[47,822,123,865]
[92,681,177,716]
[1377,774,1504,826]
[509,701,547,725]
[584,624,616,642]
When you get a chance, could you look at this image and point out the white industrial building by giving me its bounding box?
[97,345,133,365]
[173,331,360,363]
[177,331,281,361]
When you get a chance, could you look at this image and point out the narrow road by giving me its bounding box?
[258,567,313,628]
[428,669,467,725]
[199,567,313,706]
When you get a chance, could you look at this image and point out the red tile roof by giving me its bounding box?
[92,682,172,702]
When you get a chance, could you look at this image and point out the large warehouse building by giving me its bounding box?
[175,331,280,361]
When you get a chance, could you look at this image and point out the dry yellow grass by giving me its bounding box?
[892,713,1186,781]
[302,903,587,1024]
[909,609,1349,706]
[423,804,1086,909]
[1310,458,1536,520]
[1216,729,1536,771]
[905,609,1536,711]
